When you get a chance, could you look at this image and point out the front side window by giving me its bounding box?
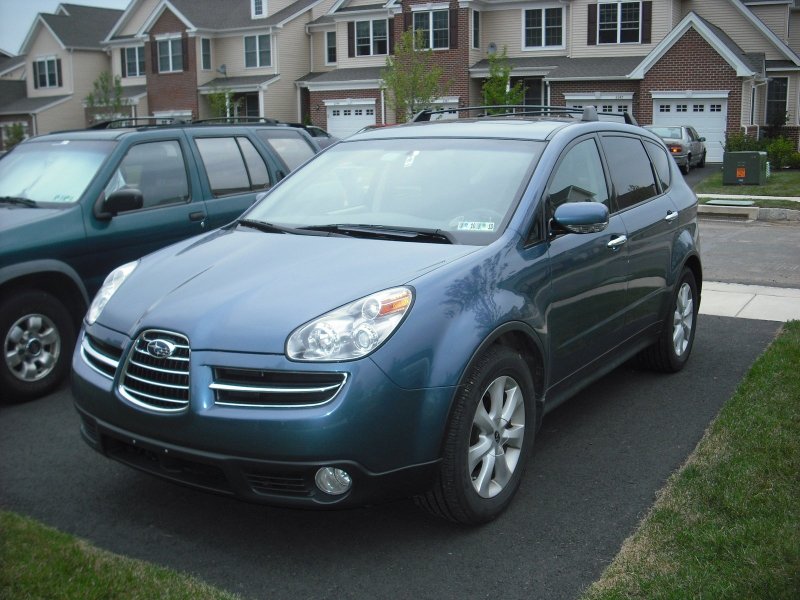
[248,138,544,245]
[601,135,658,210]
[598,1,640,44]
[0,140,114,204]
[123,47,145,77]
[524,7,563,49]
[201,38,211,70]
[34,57,61,88]
[355,20,388,56]
[256,131,315,170]
[767,77,788,125]
[158,38,183,72]
[326,31,337,64]
[414,10,449,49]
[103,140,189,210]
[245,34,271,67]
[196,137,271,196]
[548,139,609,210]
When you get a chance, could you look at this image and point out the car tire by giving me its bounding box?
[416,345,535,524]
[681,158,691,175]
[699,152,706,168]
[636,268,699,373]
[0,291,75,402]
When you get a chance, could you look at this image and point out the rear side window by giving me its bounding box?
[644,140,671,191]
[601,135,658,211]
[196,137,271,197]
[256,130,316,170]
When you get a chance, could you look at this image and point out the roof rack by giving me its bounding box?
[88,117,183,129]
[411,105,639,126]
[192,116,279,125]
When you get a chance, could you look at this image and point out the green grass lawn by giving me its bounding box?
[3,324,799,599]
[582,321,800,600]
[695,169,800,200]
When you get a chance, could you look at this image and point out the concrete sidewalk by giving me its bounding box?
[701,281,800,322]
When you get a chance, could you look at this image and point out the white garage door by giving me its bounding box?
[652,98,727,163]
[326,104,376,138]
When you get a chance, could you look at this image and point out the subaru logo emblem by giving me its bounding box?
[146,339,175,359]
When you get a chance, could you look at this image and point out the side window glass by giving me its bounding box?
[256,130,315,171]
[104,140,189,210]
[237,137,270,188]
[601,136,658,211]
[644,140,671,192]
[195,137,261,197]
[547,138,609,210]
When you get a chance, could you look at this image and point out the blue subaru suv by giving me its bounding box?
[72,107,701,523]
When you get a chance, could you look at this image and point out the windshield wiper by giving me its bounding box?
[301,224,454,244]
[239,218,347,237]
[0,196,37,207]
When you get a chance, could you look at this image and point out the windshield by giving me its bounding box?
[0,139,115,204]
[647,126,682,139]
[246,137,543,244]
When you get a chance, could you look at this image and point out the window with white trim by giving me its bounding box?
[244,34,271,67]
[693,104,704,112]
[123,47,145,77]
[524,7,563,49]
[326,31,337,64]
[158,38,183,72]
[767,77,788,124]
[676,104,687,112]
[34,57,61,88]
[414,10,449,49]
[710,104,722,112]
[201,38,211,70]
[659,105,670,112]
[252,0,266,18]
[355,19,388,56]
[598,2,640,44]
[472,10,480,50]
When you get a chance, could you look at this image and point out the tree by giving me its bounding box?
[482,47,525,114]
[207,87,242,118]
[3,123,26,150]
[381,29,449,121]
[85,71,126,121]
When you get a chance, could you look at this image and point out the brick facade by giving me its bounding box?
[549,80,641,117]
[145,9,198,118]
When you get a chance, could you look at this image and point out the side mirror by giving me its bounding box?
[551,202,609,235]
[699,137,706,142]
[94,188,144,220]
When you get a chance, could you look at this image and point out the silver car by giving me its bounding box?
[644,125,706,174]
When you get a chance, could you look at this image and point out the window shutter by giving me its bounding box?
[389,18,395,54]
[449,9,458,49]
[588,4,597,45]
[56,59,62,87]
[642,1,652,44]
[151,40,158,73]
[33,62,39,88]
[347,22,355,58]
[121,49,127,77]
[182,36,188,71]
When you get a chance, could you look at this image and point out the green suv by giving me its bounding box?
[0,122,320,401]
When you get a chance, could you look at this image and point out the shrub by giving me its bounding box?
[787,151,800,170]
[725,131,764,152]
[766,137,795,169]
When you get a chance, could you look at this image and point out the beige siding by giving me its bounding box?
[0,64,26,80]
[791,12,800,53]
[334,19,391,69]
[312,29,337,72]
[72,50,110,99]
[196,38,216,86]
[682,0,786,59]
[35,98,80,134]
[741,78,753,125]
[214,34,277,77]
[749,4,789,42]
[27,25,67,97]
[570,0,674,58]
[481,8,568,58]
[111,47,147,87]
[311,0,338,20]
[264,15,312,121]
[119,0,160,36]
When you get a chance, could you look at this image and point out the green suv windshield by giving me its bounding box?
[248,138,544,244]
[0,139,115,205]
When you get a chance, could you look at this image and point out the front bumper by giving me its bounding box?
[72,324,454,508]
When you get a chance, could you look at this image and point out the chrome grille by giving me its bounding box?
[80,334,123,379]
[119,330,190,412]
[210,368,346,407]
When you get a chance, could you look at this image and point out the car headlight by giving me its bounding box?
[287,287,413,361]
[86,261,138,325]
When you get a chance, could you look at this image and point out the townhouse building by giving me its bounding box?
[2,0,800,162]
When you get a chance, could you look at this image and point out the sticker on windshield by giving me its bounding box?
[456,221,495,232]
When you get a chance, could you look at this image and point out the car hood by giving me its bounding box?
[0,205,67,232]
[99,226,481,353]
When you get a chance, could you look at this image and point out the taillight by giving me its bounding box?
[668,145,682,154]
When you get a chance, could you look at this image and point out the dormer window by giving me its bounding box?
[252,0,266,19]
[33,56,62,88]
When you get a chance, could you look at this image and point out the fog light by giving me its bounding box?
[315,467,352,495]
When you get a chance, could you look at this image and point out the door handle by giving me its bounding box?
[189,211,206,222]
[607,235,627,250]
[665,210,679,222]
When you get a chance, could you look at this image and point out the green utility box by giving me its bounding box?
[722,151,768,185]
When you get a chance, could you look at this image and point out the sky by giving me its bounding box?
[0,0,130,55]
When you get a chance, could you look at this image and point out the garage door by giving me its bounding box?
[326,104,376,138]
[652,98,727,163]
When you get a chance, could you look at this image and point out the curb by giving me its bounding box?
[697,204,800,222]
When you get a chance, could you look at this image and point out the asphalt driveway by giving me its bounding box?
[0,314,780,599]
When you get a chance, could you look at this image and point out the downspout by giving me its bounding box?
[381,88,386,124]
